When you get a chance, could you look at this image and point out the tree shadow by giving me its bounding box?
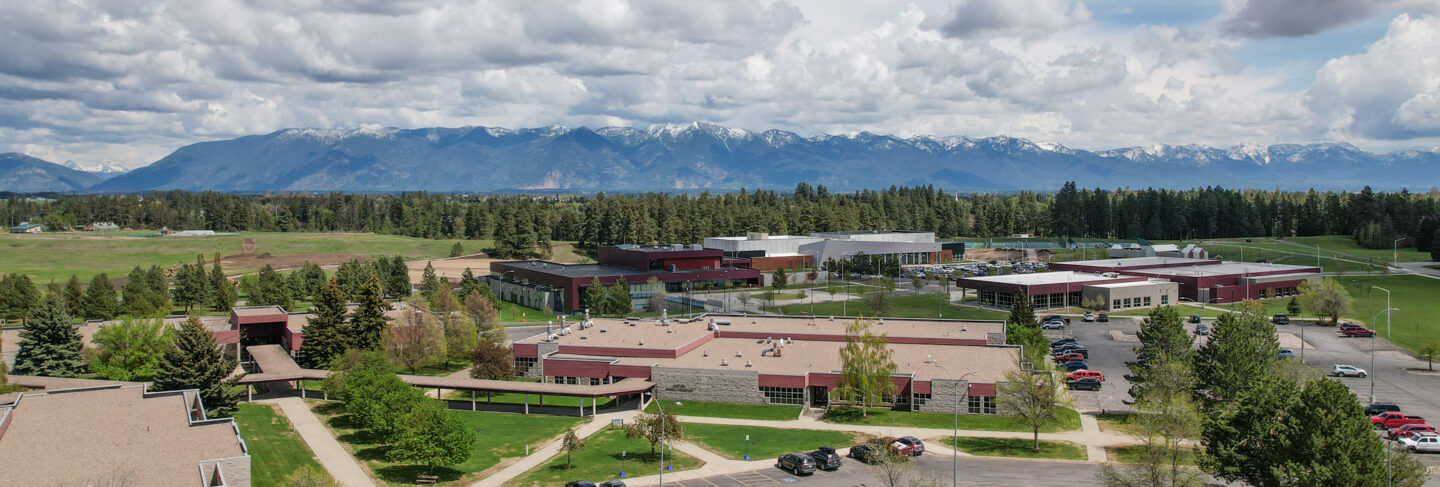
[374,464,464,484]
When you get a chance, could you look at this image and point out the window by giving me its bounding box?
[967,395,997,415]
[1161,295,1170,305]
[1113,299,1121,309]
[1123,298,1132,308]
[1143,296,1152,307]
[515,357,538,371]
[911,393,931,410]
[760,386,805,405]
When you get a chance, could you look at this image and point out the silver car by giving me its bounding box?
[1400,433,1440,453]
[1331,364,1367,378]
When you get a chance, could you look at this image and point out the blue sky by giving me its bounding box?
[0,0,1437,169]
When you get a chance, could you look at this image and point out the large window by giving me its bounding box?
[515,357,538,372]
[1143,296,1152,307]
[967,395,997,415]
[1161,295,1170,305]
[911,393,931,410]
[760,386,805,405]
[1112,299,1121,309]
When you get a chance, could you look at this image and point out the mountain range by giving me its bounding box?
[5,122,1440,193]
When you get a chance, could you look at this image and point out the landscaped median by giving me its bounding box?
[930,436,1088,461]
[645,399,801,421]
[822,406,1084,433]
[511,427,704,487]
[680,422,871,460]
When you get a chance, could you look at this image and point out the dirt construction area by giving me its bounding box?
[406,254,496,283]
[221,252,373,272]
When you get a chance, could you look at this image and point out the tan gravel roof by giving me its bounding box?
[514,314,1004,351]
[0,385,246,487]
[613,337,1020,383]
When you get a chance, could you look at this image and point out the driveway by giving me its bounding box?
[667,453,1101,487]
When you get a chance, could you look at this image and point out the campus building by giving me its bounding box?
[512,314,1018,414]
[0,377,250,487]
[703,231,956,271]
[489,245,761,313]
[953,271,1179,311]
[1050,257,1321,304]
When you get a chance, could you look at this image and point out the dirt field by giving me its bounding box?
[221,252,374,273]
[406,254,496,283]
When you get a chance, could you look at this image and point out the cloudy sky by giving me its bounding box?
[2,0,1438,169]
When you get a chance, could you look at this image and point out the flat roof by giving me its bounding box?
[1133,262,1320,277]
[0,385,246,487]
[494,261,747,279]
[515,315,1005,350]
[1055,257,1217,268]
[708,235,816,241]
[232,305,287,317]
[1088,279,1173,289]
[613,338,1019,384]
[611,244,711,253]
[958,271,1122,286]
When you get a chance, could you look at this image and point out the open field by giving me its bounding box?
[1197,241,1386,272]
[1337,275,1440,353]
[645,399,801,421]
[0,231,485,283]
[235,403,328,486]
[681,422,870,460]
[936,436,1088,461]
[512,427,703,487]
[404,242,588,284]
[821,406,1083,433]
[766,293,1010,320]
[1285,235,1430,263]
[311,400,587,485]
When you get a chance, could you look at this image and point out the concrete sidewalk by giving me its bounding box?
[670,411,1132,450]
[260,397,377,487]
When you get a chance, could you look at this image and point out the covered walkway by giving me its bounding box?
[236,345,653,416]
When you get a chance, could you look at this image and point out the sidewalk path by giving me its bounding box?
[260,397,377,487]
[469,409,639,487]
[670,413,1132,451]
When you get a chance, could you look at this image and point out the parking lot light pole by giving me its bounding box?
[1373,287,1391,337]
[933,363,976,487]
[1369,307,1399,403]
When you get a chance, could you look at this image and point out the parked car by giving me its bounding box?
[1332,364,1367,377]
[1277,349,1294,359]
[848,444,882,464]
[1399,433,1440,453]
[1195,324,1210,336]
[1061,360,1089,371]
[896,436,925,456]
[1388,424,1437,440]
[566,481,597,487]
[1051,337,1079,347]
[1372,412,1427,429]
[1189,314,1202,323]
[599,482,627,487]
[778,452,817,475]
[1342,327,1377,337]
[806,447,842,470]
[1273,314,1290,325]
[1053,352,1086,363]
[1042,315,1069,325]
[1041,320,1067,330]
[874,437,916,457]
[1068,377,1103,391]
[1365,403,1403,416]
[1097,313,1109,322]
[1066,370,1105,382]
[1052,343,1083,353]
[1083,311,1095,322]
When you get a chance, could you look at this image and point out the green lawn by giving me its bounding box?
[644,400,801,421]
[681,422,869,460]
[311,401,587,485]
[444,389,616,409]
[1107,444,1199,465]
[512,427,703,487]
[234,403,328,486]
[0,231,486,284]
[1095,412,1144,436]
[821,407,1082,433]
[766,293,1010,320]
[1336,275,1440,353]
[936,436,1087,461]
[1199,242,1385,272]
[1285,235,1430,263]
[757,292,809,301]
[498,301,562,323]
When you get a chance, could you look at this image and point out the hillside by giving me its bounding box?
[0,153,104,192]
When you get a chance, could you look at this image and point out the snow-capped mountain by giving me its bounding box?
[6,122,1430,193]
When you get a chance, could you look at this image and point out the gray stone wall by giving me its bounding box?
[523,342,560,379]
[650,366,766,404]
[517,358,543,379]
[917,379,969,414]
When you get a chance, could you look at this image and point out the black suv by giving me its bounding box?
[1273,314,1290,325]
[1365,402,1402,416]
[848,444,881,464]
[1067,377,1102,391]
[1097,313,1109,322]
[565,482,597,487]
[778,452,817,475]
[1189,314,1202,324]
[808,446,842,471]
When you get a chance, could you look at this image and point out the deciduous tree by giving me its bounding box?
[836,318,897,417]
[624,409,684,457]
[468,340,514,380]
[1298,277,1352,325]
[560,428,586,470]
[387,398,478,474]
[996,357,1068,451]
[387,300,445,373]
[91,318,173,381]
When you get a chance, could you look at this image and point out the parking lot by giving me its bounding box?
[1046,316,1140,412]
[669,452,1100,487]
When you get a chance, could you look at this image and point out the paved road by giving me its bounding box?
[667,453,1100,487]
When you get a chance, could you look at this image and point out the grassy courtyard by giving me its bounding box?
[936,436,1088,461]
[821,406,1082,433]
[766,293,1010,320]
[311,401,587,485]
[234,403,328,486]
[681,422,870,460]
[512,427,703,487]
[1107,444,1199,465]
[644,399,801,421]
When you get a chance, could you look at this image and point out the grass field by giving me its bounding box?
[1199,242,1385,272]
[1107,444,1199,465]
[235,403,328,486]
[644,400,801,421]
[1095,412,1144,436]
[312,401,587,485]
[766,293,1010,320]
[512,427,703,487]
[497,301,562,323]
[444,389,617,409]
[681,422,869,460]
[0,231,485,283]
[1285,235,1430,263]
[821,407,1082,433]
[936,436,1087,461]
[1336,275,1440,353]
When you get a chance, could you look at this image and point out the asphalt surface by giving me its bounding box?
[669,453,1101,487]
[1046,317,1140,412]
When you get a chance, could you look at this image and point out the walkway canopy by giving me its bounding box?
[237,345,654,399]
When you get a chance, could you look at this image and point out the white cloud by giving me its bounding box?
[922,0,1092,39]
[1306,14,1440,139]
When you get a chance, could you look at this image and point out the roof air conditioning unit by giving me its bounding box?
[736,350,743,357]
[722,358,729,366]
[746,360,753,367]
[878,318,884,325]
[703,349,708,357]
[547,333,558,341]
[638,339,644,345]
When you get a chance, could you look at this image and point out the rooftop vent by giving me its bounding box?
[547,333,558,341]
[600,329,607,333]
[638,339,644,345]
[878,318,884,325]
[736,350,743,357]
[703,349,709,357]
[722,358,729,366]
[746,360,753,367]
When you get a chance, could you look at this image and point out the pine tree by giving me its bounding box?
[254,264,292,309]
[607,276,631,315]
[348,272,391,351]
[1124,306,1193,404]
[449,242,465,257]
[583,277,607,314]
[420,261,441,300]
[154,316,241,417]
[335,259,365,299]
[1194,302,1280,407]
[388,255,411,299]
[0,273,41,325]
[62,275,85,316]
[145,265,169,297]
[173,264,210,312]
[11,295,86,377]
[460,267,481,297]
[301,279,351,368]
[210,257,235,312]
[82,273,118,320]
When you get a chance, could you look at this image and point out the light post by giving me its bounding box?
[1369,307,1399,402]
[619,450,626,478]
[933,363,977,487]
[744,434,751,460]
[1394,238,1405,266]
[1373,286,1392,337]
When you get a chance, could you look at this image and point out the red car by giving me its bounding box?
[1372,412,1426,429]
[1389,424,1437,440]
[1066,370,1105,382]
[1343,327,1377,337]
[1053,352,1085,363]
[872,437,919,457]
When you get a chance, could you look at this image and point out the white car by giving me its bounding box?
[1331,364,1367,378]
[1399,433,1440,453]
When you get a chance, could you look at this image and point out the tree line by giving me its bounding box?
[8,183,1440,256]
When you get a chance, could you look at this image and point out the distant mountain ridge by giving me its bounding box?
[7,122,1440,193]
[0,153,103,193]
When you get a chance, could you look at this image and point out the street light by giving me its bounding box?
[933,363,977,487]
[1373,286,1392,337]
[1393,238,1405,266]
[1369,307,1399,402]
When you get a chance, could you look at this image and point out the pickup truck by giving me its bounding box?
[1371,412,1426,429]
[1342,327,1376,337]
